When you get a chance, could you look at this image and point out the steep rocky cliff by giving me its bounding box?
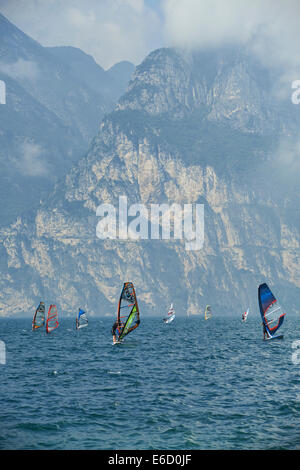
[1,46,299,318]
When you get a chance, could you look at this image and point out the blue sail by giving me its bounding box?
[258,283,286,339]
[78,309,85,319]
[76,308,88,329]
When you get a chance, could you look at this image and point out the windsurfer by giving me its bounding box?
[263,322,267,340]
[111,320,119,344]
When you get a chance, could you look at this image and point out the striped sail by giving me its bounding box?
[258,283,285,339]
[32,302,45,330]
[46,305,59,333]
[205,305,212,320]
[116,282,140,341]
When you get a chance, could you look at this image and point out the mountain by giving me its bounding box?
[0,70,82,225]
[47,47,135,108]
[106,60,136,102]
[0,13,135,226]
[1,46,300,318]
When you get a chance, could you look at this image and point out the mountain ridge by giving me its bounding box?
[1,45,299,318]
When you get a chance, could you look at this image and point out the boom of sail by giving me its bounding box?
[46,304,59,334]
[258,283,286,340]
[32,302,45,330]
[115,282,140,341]
[76,308,88,329]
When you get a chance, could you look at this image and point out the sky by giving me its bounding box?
[0,0,164,69]
[1,0,300,72]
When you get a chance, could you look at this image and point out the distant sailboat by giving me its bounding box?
[46,305,59,334]
[258,283,286,340]
[242,308,249,322]
[163,303,175,323]
[205,305,212,320]
[76,308,88,329]
[32,302,45,330]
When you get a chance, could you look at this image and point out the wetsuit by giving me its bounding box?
[263,323,267,340]
[111,321,118,336]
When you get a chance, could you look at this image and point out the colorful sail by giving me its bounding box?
[115,282,140,341]
[46,304,59,333]
[32,302,45,330]
[258,283,286,340]
[163,303,175,323]
[242,308,249,322]
[76,308,88,329]
[205,305,212,320]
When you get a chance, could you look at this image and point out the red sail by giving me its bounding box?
[46,305,59,333]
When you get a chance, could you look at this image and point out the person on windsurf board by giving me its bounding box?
[111,320,119,344]
[258,283,286,341]
[111,282,140,344]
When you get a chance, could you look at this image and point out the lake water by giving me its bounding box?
[0,316,299,449]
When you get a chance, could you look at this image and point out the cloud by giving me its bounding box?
[163,0,300,73]
[164,0,259,48]
[0,0,163,69]
[275,136,300,174]
[1,0,300,75]
[2,0,299,76]
[14,139,50,177]
[0,58,40,81]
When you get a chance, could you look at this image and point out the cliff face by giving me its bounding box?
[0,14,135,226]
[1,47,300,318]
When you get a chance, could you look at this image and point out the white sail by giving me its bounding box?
[76,309,88,329]
[242,308,249,322]
[163,303,175,323]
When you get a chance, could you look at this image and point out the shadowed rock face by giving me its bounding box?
[1,46,300,318]
[0,14,135,226]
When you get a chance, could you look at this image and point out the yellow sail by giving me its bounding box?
[205,305,212,320]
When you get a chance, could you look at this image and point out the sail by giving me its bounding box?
[168,303,174,315]
[163,303,175,323]
[46,305,59,333]
[258,283,286,339]
[32,302,45,330]
[116,282,140,341]
[242,308,249,322]
[76,308,88,329]
[205,305,212,320]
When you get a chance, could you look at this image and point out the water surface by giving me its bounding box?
[0,316,299,449]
